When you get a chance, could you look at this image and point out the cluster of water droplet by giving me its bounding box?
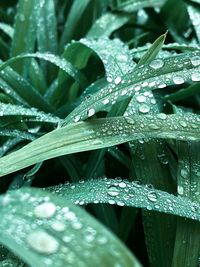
[47,178,200,221]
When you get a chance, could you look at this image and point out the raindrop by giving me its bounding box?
[74,115,80,122]
[173,76,184,85]
[107,186,119,196]
[118,182,126,188]
[149,59,164,69]
[139,104,150,113]
[191,72,200,81]
[51,221,66,232]
[136,95,146,103]
[114,76,121,85]
[191,55,200,66]
[19,14,25,22]
[147,191,157,202]
[27,230,59,254]
[124,116,136,125]
[102,98,109,105]
[87,108,95,117]
[157,113,167,120]
[34,202,56,219]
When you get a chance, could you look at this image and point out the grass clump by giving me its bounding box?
[0,0,200,266]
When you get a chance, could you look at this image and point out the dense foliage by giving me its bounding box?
[0,0,200,266]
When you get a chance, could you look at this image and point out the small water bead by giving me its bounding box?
[34,202,56,219]
[179,120,187,127]
[157,113,167,120]
[74,115,80,122]
[118,182,126,188]
[107,77,112,83]
[191,55,200,66]
[124,116,136,125]
[173,76,184,85]
[191,72,200,81]
[136,95,146,103]
[19,14,25,22]
[107,186,120,196]
[139,104,150,114]
[177,185,184,195]
[87,108,95,117]
[147,191,158,202]
[51,221,66,232]
[149,59,164,70]
[114,76,121,85]
[27,230,59,254]
[121,89,127,96]
[102,98,109,105]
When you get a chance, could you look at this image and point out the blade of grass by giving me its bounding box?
[0,113,200,176]
[172,141,200,267]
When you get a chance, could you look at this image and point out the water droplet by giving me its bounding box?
[191,72,200,81]
[173,76,184,85]
[103,98,109,105]
[107,77,112,83]
[149,59,164,69]
[51,221,66,232]
[124,116,136,125]
[157,113,167,120]
[147,191,157,202]
[114,76,121,85]
[34,202,56,219]
[107,186,119,196]
[27,230,59,254]
[136,95,146,103]
[118,182,126,188]
[87,108,95,117]
[139,104,150,113]
[19,14,25,22]
[177,185,184,195]
[191,55,200,66]
[179,121,187,127]
[74,115,80,122]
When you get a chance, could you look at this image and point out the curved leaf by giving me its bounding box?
[61,50,200,124]
[47,178,200,222]
[0,188,141,267]
[0,113,200,176]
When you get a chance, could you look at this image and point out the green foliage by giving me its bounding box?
[0,0,200,266]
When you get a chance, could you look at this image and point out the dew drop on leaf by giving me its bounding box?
[107,186,119,196]
[34,202,56,219]
[114,76,121,85]
[149,59,164,69]
[191,55,200,66]
[136,95,146,103]
[87,108,95,117]
[147,191,158,202]
[139,104,150,113]
[26,230,59,254]
[173,76,185,85]
[51,221,66,232]
[191,72,200,81]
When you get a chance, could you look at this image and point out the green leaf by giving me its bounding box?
[137,32,167,66]
[172,141,200,267]
[61,50,200,125]
[0,53,81,85]
[11,0,39,73]
[0,188,141,267]
[0,23,14,38]
[46,178,200,222]
[87,12,131,38]
[59,0,90,52]
[110,0,166,12]
[0,113,200,176]
[0,103,61,124]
